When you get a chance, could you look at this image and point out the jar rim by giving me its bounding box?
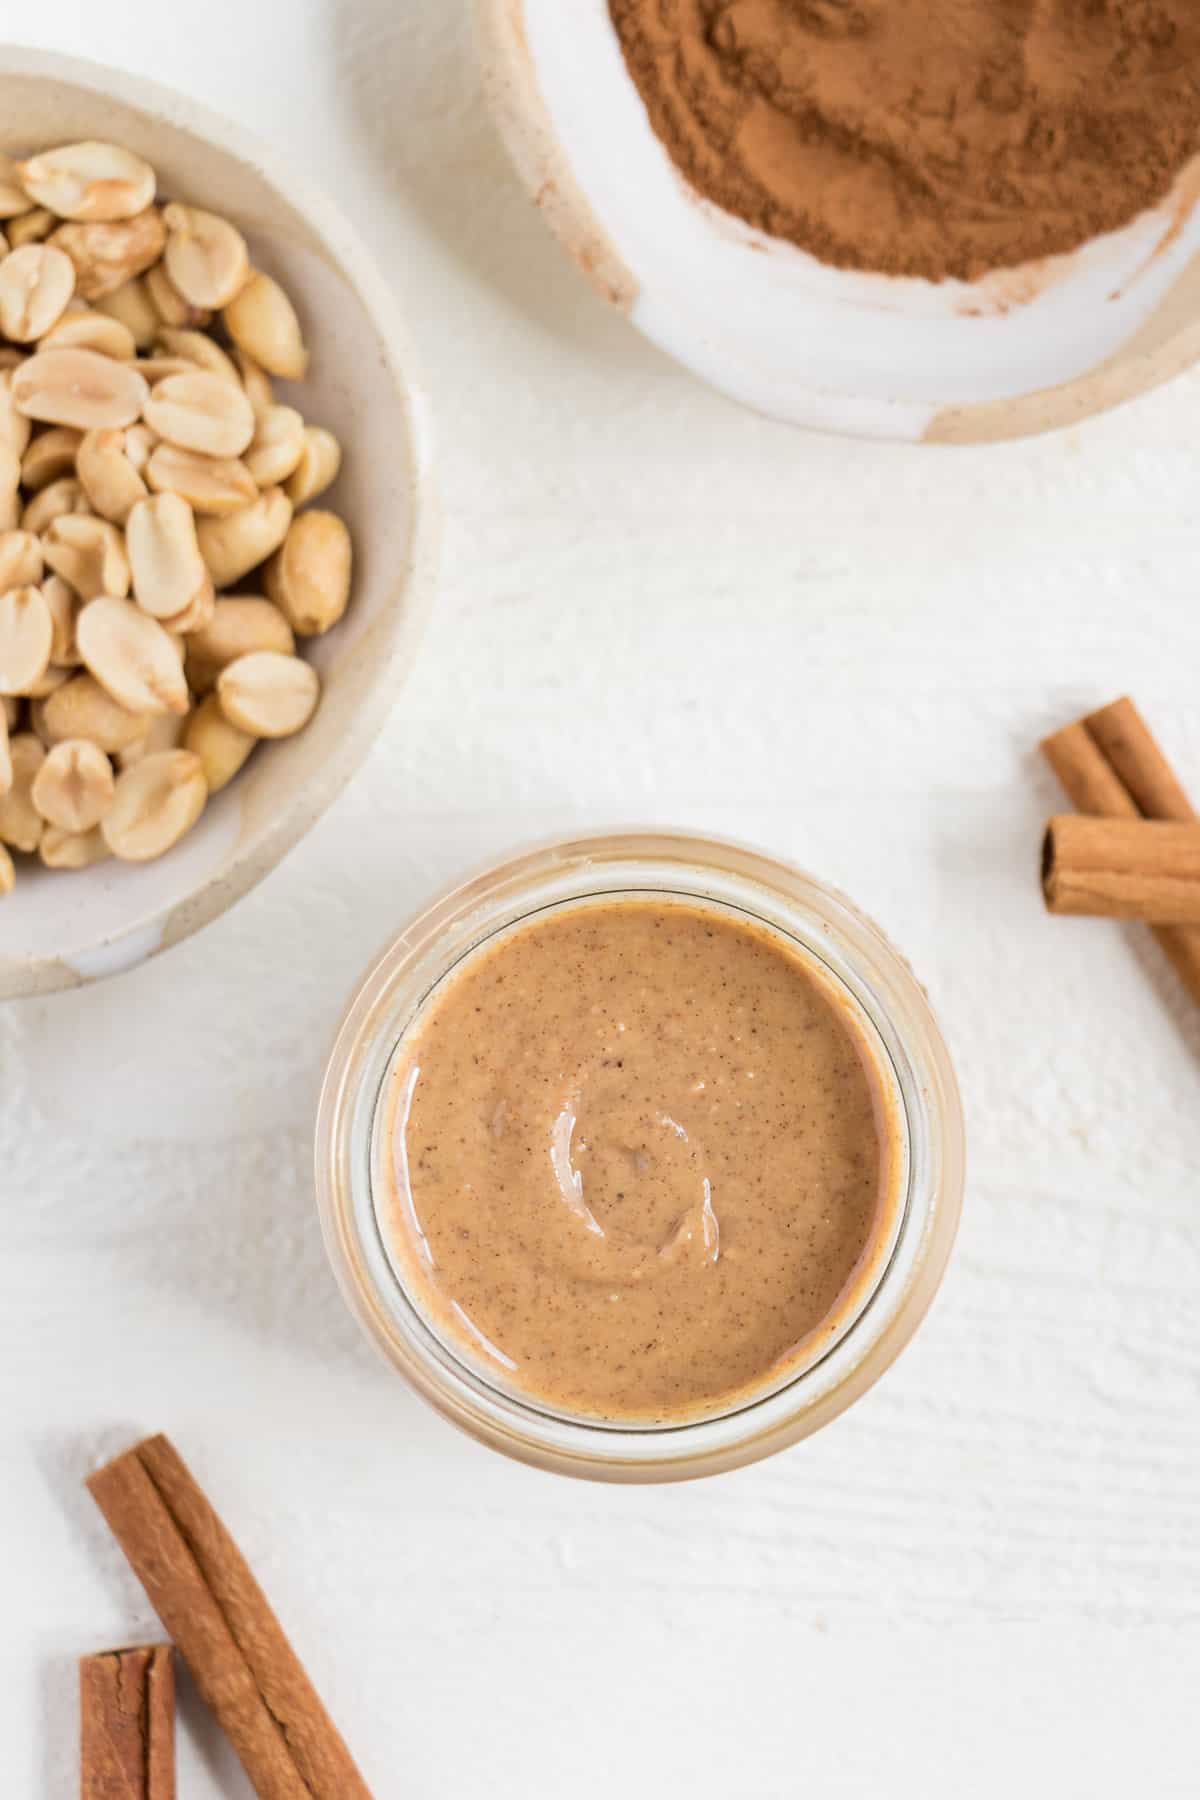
[315,829,966,1482]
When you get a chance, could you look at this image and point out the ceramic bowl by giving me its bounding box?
[0,46,438,1000]
[477,0,1200,443]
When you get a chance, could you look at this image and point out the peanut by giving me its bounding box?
[49,208,166,300]
[217,650,318,738]
[30,736,114,832]
[265,510,352,637]
[93,276,159,349]
[223,269,308,379]
[185,692,255,792]
[41,513,131,600]
[284,426,341,507]
[143,369,255,459]
[76,597,189,717]
[21,427,83,490]
[40,307,137,361]
[145,442,256,516]
[0,585,53,695]
[40,823,110,869]
[245,404,305,487]
[11,346,148,430]
[0,732,45,851]
[102,749,207,861]
[0,528,44,589]
[0,243,76,341]
[20,475,90,535]
[126,492,211,620]
[75,427,148,524]
[16,142,156,223]
[40,673,147,752]
[162,204,249,310]
[196,486,291,589]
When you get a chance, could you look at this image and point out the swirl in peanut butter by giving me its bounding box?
[381,899,904,1423]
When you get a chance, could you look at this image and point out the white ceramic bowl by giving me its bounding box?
[478,0,1200,443]
[0,46,438,999]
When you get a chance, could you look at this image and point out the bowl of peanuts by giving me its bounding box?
[0,46,438,997]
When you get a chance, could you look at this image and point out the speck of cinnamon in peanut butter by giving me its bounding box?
[381,898,904,1424]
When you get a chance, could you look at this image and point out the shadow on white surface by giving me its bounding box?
[322,0,670,369]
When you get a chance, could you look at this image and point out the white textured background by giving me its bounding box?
[2,3,1199,1795]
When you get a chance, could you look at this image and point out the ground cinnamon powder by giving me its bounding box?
[607,1,1200,282]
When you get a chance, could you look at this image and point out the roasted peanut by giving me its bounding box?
[16,142,156,222]
[143,369,255,459]
[77,597,190,718]
[222,269,308,379]
[234,349,274,415]
[41,513,131,600]
[144,260,210,330]
[0,528,44,589]
[245,404,305,487]
[0,732,45,851]
[41,672,147,751]
[11,346,148,430]
[40,306,137,361]
[0,155,32,221]
[49,208,166,300]
[284,426,341,507]
[0,585,53,695]
[103,748,207,861]
[0,370,33,459]
[217,650,318,738]
[75,427,149,524]
[162,203,249,310]
[30,736,114,832]
[42,573,79,666]
[21,475,90,535]
[155,326,240,385]
[126,492,211,620]
[93,275,159,348]
[185,692,255,792]
[21,426,83,490]
[40,822,110,868]
[145,442,256,516]
[265,510,352,637]
[196,486,291,589]
[6,207,55,248]
[0,243,76,341]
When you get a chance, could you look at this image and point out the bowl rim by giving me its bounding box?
[475,0,1200,446]
[0,43,440,1000]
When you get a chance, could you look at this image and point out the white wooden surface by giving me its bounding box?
[2,3,1198,1794]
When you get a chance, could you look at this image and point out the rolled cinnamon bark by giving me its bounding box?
[1041,720,1139,820]
[87,1435,371,1800]
[1084,697,1195,824]
[80,1644,174,1800]
[1040,700,1200,1006]
[1043,816,1200,921]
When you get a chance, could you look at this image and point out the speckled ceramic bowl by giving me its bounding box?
[478,0,1200,443]
[0,47,438,999]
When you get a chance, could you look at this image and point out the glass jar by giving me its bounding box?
[315,831,965,1483]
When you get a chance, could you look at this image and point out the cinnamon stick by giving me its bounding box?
[1043,816,1200,921]
[1040,721,1139,820]
[1040,698,1200,1006]
[81,1644,174,1800]
[1084,697,1195,824]
[86,1435,372,1800]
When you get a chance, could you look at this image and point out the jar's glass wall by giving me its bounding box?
[315,832,965,1482]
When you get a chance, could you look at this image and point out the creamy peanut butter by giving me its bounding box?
[380,898,905,1423]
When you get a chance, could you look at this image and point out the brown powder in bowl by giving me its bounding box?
[608,0,1200,283]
